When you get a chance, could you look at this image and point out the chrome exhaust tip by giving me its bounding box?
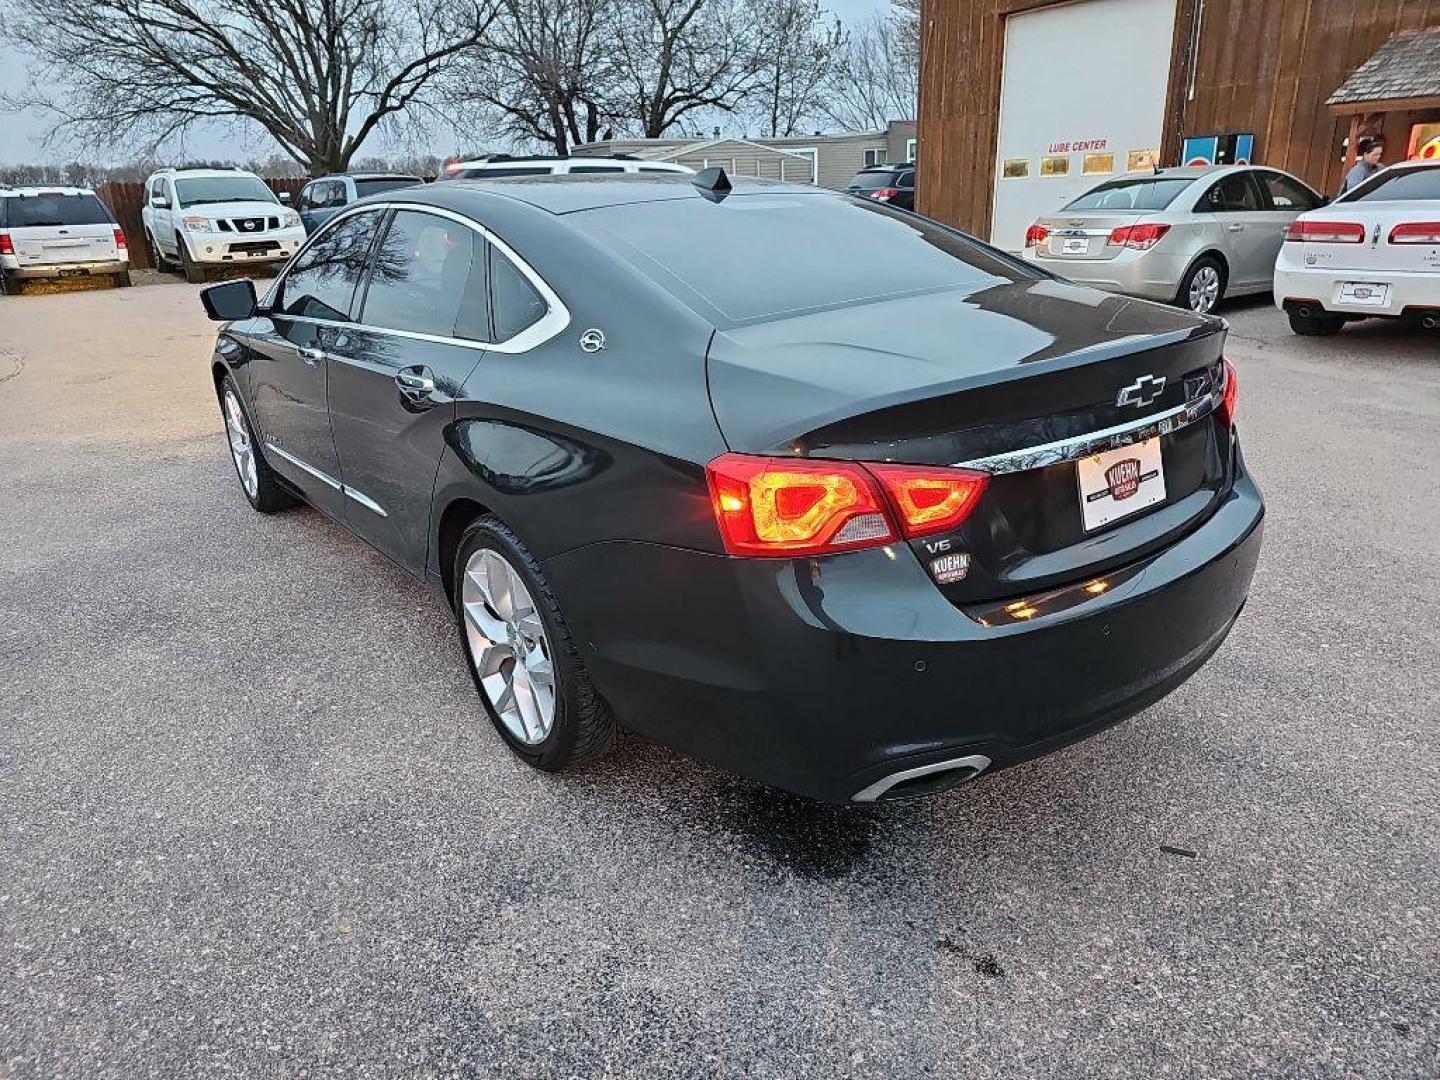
[851,754,992,803]
[1421,314,1439,331]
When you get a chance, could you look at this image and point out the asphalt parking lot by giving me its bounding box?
[1,279,1437,1080]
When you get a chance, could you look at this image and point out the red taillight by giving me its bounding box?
[1107,223,1171,250]
[1218,358,1239,427]
[870,187,900,202]
[1024,224,1050,248]
[1388,221,1440,245]
[867,464,989,539]
[706,454,896,557]
[113,228,127,249]
[0,231,12,255]
[706,454,991,556]
[1285,220,1365,243]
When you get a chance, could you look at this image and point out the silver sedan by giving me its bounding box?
[1022,165,1324,314]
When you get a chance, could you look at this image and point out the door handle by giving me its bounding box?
[298,345,326,366]
[396,366,438,402]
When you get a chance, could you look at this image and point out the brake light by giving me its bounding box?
[113,228,127,249]
[1388,221,1440,244]
[1218,358,1239,427]
[0,231,12,255]
[867,464,989,538]
[1285,220,1365,243]
[1107,223,1170,250]
[870,187,900,202]
[706,454,896,556]
[1024,224,1050,248]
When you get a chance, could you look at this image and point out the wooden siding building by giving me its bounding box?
[916,0,1440,242]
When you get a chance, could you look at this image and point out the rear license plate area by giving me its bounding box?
[56,268,88,278]
[1077,438,1166,531]
[1336,282,1389,307]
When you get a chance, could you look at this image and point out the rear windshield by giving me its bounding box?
[174,176,277,207]
[354,177,420,198]
[1063,177,1194,212]
[850,170,900,189]
[577,194,1027,323]
[2,193,113,227]
[1341,166,1440,203]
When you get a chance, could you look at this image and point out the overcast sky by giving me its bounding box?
[0,0,888,166]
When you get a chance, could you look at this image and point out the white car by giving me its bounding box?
[141,168,305,282]
[0,186,130,295]
[441,154,693,180]
[1274,160,1440,335]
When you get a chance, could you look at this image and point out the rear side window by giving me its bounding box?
[458,167,551,179]
[354,178,420,198]
[4,193,113,227]
[490,251,548,340]
[1064,178,1192,211]
[360,209,479,338]
[1343,166,1440,203]
[1259,171,1320,211]
[276,210,382,320]
[1198,173,1263,213]
[569,166,625,174]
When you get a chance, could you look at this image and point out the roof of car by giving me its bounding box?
[314,173,423,181]
[437,172,830,213]
[0,186,97,196]
[151,168,262,179]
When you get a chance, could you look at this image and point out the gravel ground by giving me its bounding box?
[1,282,1436,1079]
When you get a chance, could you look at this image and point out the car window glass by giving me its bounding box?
[1064,178,1192,211]
[899,171,915,187]
[1201,173,1262,213]
[1259,172,1319,211]
[1343,166,1440,202]
[354,178,419,198]
[850,170,897,190]
[5,193,112,227]
[569,166,626,174]
[638,166,677,173]
[276,210,382,320]
[458,167,551,179]
[174,175,277,207]
[361,209,477,337]
[490,249,548,340]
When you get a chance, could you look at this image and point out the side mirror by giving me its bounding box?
[200,278,258,321]
[149,195,168,208]
[276,191,293,205]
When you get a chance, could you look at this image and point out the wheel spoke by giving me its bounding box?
[482,552,515,621]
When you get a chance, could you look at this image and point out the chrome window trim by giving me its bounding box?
[261,201,570,355]
[956,387,1222,476]
[264,442,388,516]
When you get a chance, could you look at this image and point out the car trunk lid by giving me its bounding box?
[1289,201,1440,275]
[1032,212,1147,262]
[707,278,1231,602]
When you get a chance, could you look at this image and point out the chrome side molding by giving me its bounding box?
[263,442,387,517]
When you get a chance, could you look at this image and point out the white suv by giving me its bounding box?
[142,168,305,282]
[0,186,130,295]
[442,155,692,180]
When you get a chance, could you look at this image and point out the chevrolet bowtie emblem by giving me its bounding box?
[1116,374,1166,409]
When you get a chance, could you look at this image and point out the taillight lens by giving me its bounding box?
[113,228,127,249]
[706,454,896,557]
[1024,224,1050,248]
[867,464,989,539]
[1107,223,1170,250]
[1217,358,1239,427]
[0,231,12,255]
[1388,221,1440,245]
[1285,220,1365,243]
[870,187,900,202]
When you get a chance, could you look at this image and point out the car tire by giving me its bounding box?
[179,239,206,284]
[1177,256,1226,315]
[1287,309,1344,336]
[114,271,133,288]
[219,374,293,513]
[0,271,20,296]
[146,232,169,272]
[454,516,616,772]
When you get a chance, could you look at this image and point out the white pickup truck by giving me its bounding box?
[141,168,306,283]
[0,186,130,295]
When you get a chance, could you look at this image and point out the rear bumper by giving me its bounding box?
[1274,264,1440,318]
[544,461,1264,803]
[1024,246,1190,302]
[3,259,127,279]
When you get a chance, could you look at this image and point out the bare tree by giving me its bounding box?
[611,0,762,139]
[2,0,501,175]
[821,6,917,132]
[747,0,842,137]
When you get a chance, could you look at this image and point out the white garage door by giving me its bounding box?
[990,0,1176,251]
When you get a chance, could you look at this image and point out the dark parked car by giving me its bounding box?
[199,171,1262,803]
[846,163,915,210]
[296,173,423,233]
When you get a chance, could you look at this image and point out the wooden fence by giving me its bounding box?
[96,177,308,270]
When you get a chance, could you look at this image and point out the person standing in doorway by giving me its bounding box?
[1338,137,1384,195]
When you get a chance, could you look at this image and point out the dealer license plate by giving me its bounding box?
[1337,282,1389,307]
[1077,438,1166,532]
[1061,237,1090,255]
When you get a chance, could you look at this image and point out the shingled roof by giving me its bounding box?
[1327,27,1440,107]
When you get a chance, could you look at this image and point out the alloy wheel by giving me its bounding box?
[1188,265,1221,314]
[460,548,557,745]
[223,389,258,499]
